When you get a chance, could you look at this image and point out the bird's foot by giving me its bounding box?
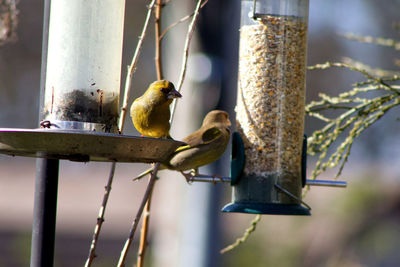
[180,170,197,184]
[180,170,225,184]
[189,169,199,176]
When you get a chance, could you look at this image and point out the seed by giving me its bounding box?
[236,15,307,198]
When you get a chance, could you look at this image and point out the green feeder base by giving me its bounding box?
[222,202,311,216]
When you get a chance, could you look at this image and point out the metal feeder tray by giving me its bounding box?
[0,128,185,163]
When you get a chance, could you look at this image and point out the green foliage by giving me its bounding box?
[222,223,303,267]
[220,215,261,254]
[306,50,400,181]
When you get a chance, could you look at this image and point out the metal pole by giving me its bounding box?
[30,158,60,267]
[30,0,58,266]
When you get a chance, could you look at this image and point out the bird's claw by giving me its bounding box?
[180,171,225,184]
[180,171,194,184]
[40,120,60,129]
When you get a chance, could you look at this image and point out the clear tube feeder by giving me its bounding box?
[42,0,124,133]
[223,0,311,215]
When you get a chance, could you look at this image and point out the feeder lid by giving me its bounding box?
[0,128,185,163]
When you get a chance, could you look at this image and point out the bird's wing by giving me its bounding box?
[201,127,223,144]
[175,126,222,154]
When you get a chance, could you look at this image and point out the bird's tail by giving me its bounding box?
[132,168,153,181]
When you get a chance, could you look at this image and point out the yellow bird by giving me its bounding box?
[133,110,231,181]
[130,80,181,138]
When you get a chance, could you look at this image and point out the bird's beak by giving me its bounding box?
[168,88,182,99]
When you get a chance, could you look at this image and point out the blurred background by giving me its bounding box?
[1,0,400,266]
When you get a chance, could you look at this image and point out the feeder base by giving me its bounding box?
[221,202,311,216]
[0,128,184,163]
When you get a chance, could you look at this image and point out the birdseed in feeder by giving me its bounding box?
[43,89,119,132]
[235,15,307,197]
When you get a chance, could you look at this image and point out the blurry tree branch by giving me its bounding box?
[117,163,161,267]
[220,215,261,254]
[154,0,164,80]
[340,32,400,51]
[0,0,18,46]
[136,1,165,266]
[85,163,116,267]
[306,61,400,183]
[118,0,157,132]
[159,0,208,40]
[170,0,204,123]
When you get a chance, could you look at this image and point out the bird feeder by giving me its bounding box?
[222,0,311,215]
[42,0,122,133]
[0,0,184,163]
[0,2,185,266]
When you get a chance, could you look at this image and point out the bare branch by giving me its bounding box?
[170,0,204,124]
[136,175,155,267]
[160,0,209,40]
[155,0,164,80]
[85,162,116,267]
[308,61,397,93]
[339,32,400,51]
[117,163,161,267]
[136,1,165,265]
[0,0,19,46]
[342,57,399,78]
[118,0,157,132]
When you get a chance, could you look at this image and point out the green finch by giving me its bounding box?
[133,110,231,181]
[130,80,181,138]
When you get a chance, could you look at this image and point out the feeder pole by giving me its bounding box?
[30,158,60,267]
[30,0,60,266]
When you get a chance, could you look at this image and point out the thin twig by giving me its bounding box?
[154,0,163,80]
[170,0,204,124]
[220,215,262,254]
[159,0,209,40]
[136,176,155,267]
[85,162,116,267]
[339,32,400,51]
[309,61,396,93]
[342,57,399,78]
[85,2,157,266]
[135,1,164,266]
[118,0,158,132]
[117,163,161,267]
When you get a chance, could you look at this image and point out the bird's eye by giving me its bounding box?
[160,87,168,94]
